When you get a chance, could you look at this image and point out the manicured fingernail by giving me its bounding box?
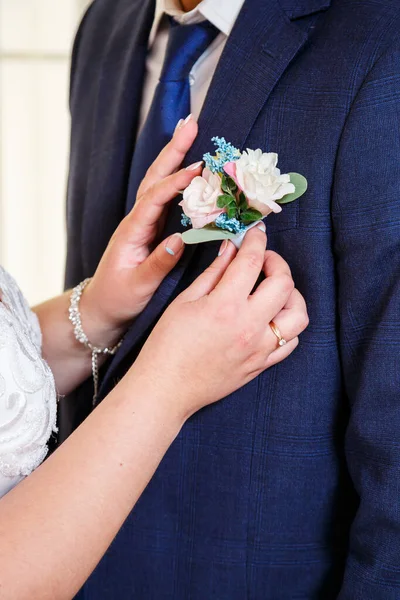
[165,233,183,256]
[218,239,229,256]
[257,222,266,232]
[186,160,203,171]
[183,113,193,125]
[174,119,184,133]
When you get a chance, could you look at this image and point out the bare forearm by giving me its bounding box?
[33,292,125,395]
[0,371,181,600]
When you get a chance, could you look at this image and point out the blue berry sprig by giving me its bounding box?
[203,137,241,174]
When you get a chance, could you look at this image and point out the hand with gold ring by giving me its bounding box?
[129,227,309,418]
[269,321,287,347]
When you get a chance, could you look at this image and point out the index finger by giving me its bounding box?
[137,116,198,198]
[214,226,267,298]
[127,165,203,238]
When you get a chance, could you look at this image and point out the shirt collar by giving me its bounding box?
[149,0,245,46]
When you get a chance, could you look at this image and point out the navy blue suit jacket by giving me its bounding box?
[63,0,400,597]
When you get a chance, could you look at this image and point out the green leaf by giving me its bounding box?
[227,177,238,194]
[276,173,308,205]
[182,228,235,245]
[238,191,248,211]
[221,174,237,195]
[227,205,238,219]
[217,194,236,209]
[221,175,232,195]
[241,208,263,223]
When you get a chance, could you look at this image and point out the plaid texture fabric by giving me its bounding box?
[63,0,400,597]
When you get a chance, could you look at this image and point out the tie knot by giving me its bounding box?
[160,18,219,82]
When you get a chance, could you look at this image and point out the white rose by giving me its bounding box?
[234,149,295,216]
[180,168,224,229]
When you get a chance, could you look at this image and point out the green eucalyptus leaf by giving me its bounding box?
[276,173,308,205]
[241,208,263,223]
[182,228,235,245]
[217,194,236,209]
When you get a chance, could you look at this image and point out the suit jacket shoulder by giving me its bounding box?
[70,0,154,109]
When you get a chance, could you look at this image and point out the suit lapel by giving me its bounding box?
[162,0,311,238]
[185,0,331,164]
[100,0,331,396]
[82,0,156,277]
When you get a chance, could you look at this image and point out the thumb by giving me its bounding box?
[135,233,184,296]
[180,240,237,302]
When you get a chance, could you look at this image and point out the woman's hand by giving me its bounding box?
[127,226,309,422]
[80,116,200,347]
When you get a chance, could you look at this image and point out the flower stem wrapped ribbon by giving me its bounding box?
[180,137,307,248]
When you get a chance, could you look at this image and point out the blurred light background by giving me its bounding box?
[0,0,91,304]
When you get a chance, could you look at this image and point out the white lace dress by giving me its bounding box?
[0,266,58,497]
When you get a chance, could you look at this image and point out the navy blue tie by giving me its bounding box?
[125,18,219,213]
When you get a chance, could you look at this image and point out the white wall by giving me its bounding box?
[0,0,92,305]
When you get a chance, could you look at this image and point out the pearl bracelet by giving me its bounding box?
[68,278,123,406]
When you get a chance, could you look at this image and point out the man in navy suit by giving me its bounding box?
[62,0,400,597]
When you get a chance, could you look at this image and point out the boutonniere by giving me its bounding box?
[180,137,307,247]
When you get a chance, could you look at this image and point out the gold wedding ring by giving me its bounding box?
[269,321,287,347]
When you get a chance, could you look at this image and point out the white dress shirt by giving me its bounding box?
[138,0,245,133]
